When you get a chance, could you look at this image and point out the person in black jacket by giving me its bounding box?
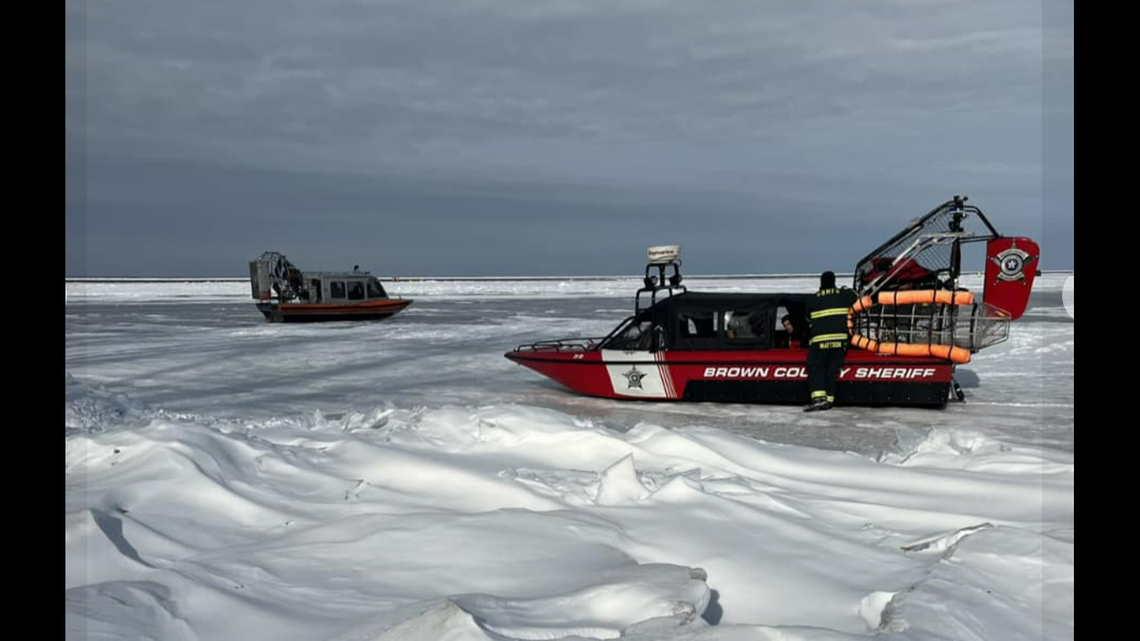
[803,271,858,411]
[778,314,809,348]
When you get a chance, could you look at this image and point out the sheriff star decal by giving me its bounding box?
[622,366,647,389]
[990,242,1037,285]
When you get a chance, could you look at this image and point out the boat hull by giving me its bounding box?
[257,299,413,323]
[505,347,954,407]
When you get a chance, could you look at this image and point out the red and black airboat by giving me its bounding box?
[505,196,1040,408]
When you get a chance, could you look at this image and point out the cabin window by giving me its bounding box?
[673,309,725,350]
[309,279,322,303]
[367,279,387,299]
[724,309,769,343]
[330,281,346,299]
[348,281,365,300]
[774,303,808,349]
[679,311,717,338]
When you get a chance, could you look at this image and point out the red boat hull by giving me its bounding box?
[506,347,954,407]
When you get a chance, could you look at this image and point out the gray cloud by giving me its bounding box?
[67,0,1073,276]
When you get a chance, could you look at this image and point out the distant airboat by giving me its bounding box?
[248,252,412,322]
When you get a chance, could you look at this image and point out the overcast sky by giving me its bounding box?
[66,0,1073,277]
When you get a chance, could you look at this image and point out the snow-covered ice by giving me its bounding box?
[66,274,1073,640]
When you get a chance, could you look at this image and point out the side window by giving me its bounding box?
[367,279,387,299]
[775,307,788,333]
[724,311,753,339]
[775,302,808,348]
[724,309,769,343]
[679,311,717,338]
[330,281,346,299]
[348,281,365,300]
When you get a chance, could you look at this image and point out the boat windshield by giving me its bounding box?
[603,315,658,351]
